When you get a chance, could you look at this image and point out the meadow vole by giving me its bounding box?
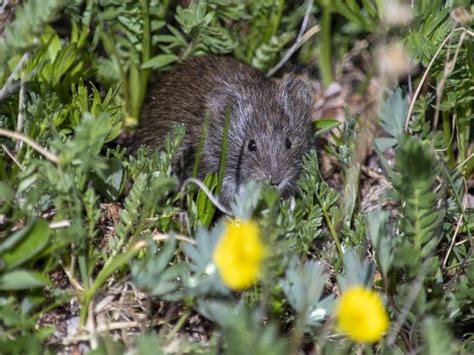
[133,55,313,206]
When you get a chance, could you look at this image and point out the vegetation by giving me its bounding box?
[0,0,473,353]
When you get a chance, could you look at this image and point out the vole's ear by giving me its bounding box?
[277,74,313,119]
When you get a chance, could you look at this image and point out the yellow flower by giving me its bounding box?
[213,220,265,291]
[335,286,390,343]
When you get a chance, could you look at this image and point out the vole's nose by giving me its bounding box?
[270,174,283,187]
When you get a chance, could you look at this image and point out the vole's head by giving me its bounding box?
[213,74,313,206]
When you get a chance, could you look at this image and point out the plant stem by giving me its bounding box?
[289,307,306,355]
[134,0,152,118]
[99,30,130,115]
[165,311,191,344]
[441,111,455,168]
[216,105,231,194]
[0,128,60,164]
[319,7,333,87]
[315,192,343,256]
[266,0,284,43]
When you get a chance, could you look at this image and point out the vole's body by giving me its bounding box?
[134,55,313,206]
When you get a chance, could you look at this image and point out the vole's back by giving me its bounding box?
[134,55,263,154]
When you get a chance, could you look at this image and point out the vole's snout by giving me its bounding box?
[270,172,285,187]
[270,179,280,187]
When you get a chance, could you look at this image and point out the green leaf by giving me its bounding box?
[367,208,394,277]
[0,181,14,202]
[197,173,218,228]
[0,220,35,254]
[92,158,127,201]
[230,181,263,220]
[132,237,186,300]
[0,270,51,290]
[141,54,178,69]
[281,257,333,326]
[422,317,456,355]
[51,42,79,84]
[86,247,140,302]
[337,249,375,290]
[313,118,340,131]
[1,220,51,270]
[374,137,397,152]
[136,334,164,355]
[379,88,407,139]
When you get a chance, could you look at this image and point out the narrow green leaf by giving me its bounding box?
[141,54,178,69]
[51,42,78,84]
[313,118,340,131]
[216,104,231,194]
[197,173,218,228]
[0,270,51,290]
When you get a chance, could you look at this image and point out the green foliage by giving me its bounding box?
[319,0,381,33]
[422,317,456,355]
[337,249,375,290]
[0,219,50,272]
[197,302,289,355]
[367,208,394,277]
[394,137,444,256]
[132,237,186,300]
[402,0,452,66]
[281,258,334,327]
[0,0,67,77]
[276,152,329,254]
[0,0,473,353]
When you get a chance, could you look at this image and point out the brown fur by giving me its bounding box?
[132,55,313,206]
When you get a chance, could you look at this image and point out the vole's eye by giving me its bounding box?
[285,138,292,149]
[248,139,257,152]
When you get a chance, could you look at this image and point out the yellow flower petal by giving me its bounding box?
[335,286,390,343]
[213,220,265,291]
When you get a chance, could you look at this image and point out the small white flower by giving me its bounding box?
[205,263,216,276]
[309,307,327,322]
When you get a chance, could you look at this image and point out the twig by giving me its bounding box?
[404,29,456,131]
[0,128,60,164]
[266,25,320,78]
[444,241,473,295]
[0,51,29,101]
[442,212,464,268]
[16,67,27,151]
[266,0,317,77]
[441,169,474,297]
[434,111,456,152]
[165,311,190,345]
[457,152,474,169]
[404,27,471,131]
[87,299,98,350]
[62,320,166,344]
[432,31,466,132]
[455,238,469,247]
[1,144,24,170]
[132,232,196,251]
[180,177,232,216]
[49,220,71,229]
[61,263,84,293]
[151,231,195,245]
[295,0,313,43]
